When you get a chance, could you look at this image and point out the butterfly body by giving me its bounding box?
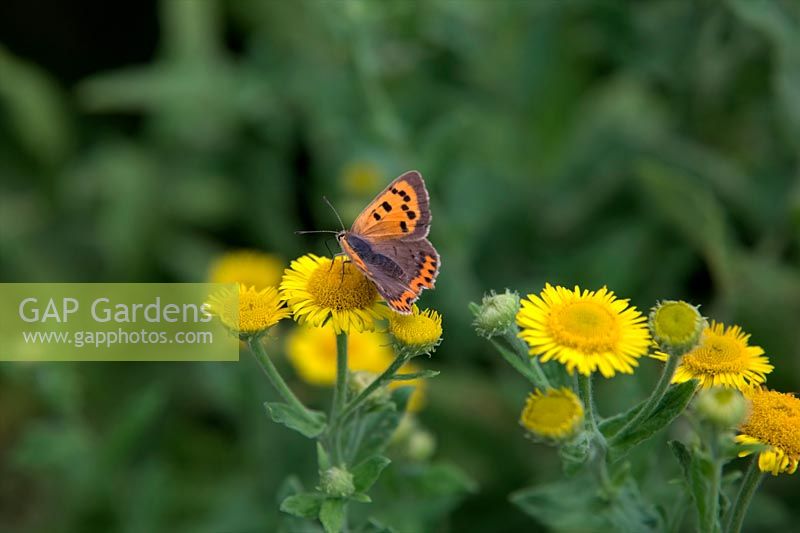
[337,171,439,314]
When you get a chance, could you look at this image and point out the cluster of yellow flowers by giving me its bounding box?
[513,283,798,476]
[206,250,442,412]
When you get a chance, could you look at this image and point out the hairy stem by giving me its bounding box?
[724,456,763,533]
[339,351,409,423]
[610,351,681,445]
[248,336,312,417]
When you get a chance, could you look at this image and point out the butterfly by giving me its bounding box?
[337,170,439,314]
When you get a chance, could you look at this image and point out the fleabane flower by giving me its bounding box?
[280,254,387,334]
[658,321,773,391]
[649,300,706,355]
[520,387,585,442]
[516,284,650,378]
[735,388,800,475]
[208,249,283,290]
[206,284,290,338]
[388,305,442,356]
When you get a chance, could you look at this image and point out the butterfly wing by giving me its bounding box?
[340,233,439,314]
[350,170,431,241]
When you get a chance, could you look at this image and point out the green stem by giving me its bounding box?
[328,333,349,465]
[248,336,312,417]
[704,432,723,533]
[339,352,409,423]
[724,456,764,533]
[577,373,611,488]
[493,331,550,389]
[609,351,681,445]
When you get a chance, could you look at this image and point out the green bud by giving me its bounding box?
[406,429,436,461]
[472,289,520,339]
[319,466,355,497]
[649,300,706,355]
[695,387,749,428]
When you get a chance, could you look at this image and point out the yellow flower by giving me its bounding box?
[389,305,443,355]
[280,254,387,334]
[285,324,425,412]
[520,388,585,441]
[736,389,800,475]
[208,250,283,290]
[665,322,773,391]
[649,300,706,354]
[516,284,650,378]
[206,285,290,337]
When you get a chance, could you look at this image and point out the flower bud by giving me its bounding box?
[695,387,749,428]
[472,289,520,339]
[319,466,355,497]
[649,300,706,355]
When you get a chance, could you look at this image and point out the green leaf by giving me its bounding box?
[606,381,697,462]
[489,338,547,387]
[280,492,323,519]
[317,442,331,470]
[349,492,371,503]
[320,499,346,533]
[264,402,327,438]
[352,455,391,493]
[353,388,412,464]
[390,370,440,380]
[668,441,716,532]
[511,471,660,532]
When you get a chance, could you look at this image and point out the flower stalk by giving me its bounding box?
[724,456,763,533]
[248,336,315,420]
[609,349,682,446]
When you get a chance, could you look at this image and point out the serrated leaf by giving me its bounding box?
[352,455,391,493]
[280,492,323,519]
[320,499,346,533]
[606,381,697,462]
[264,401,327,438]
[390,370,440,380]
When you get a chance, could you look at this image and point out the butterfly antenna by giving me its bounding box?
[322,196,346,232]
[295,230,339,235]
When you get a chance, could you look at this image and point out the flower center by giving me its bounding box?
[684,334,747,373]
[526,397,577,427]
[307,257,378,310]
[548,301,619,353]
[391,315,441,346]
[520,389,584,438]
[652,301,701,343]
[741,390,800,457]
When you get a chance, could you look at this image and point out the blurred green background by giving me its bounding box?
[2,0,800,531]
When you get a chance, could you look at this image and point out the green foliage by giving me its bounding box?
[264,401,327,438]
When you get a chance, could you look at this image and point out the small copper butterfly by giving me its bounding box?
[337,170,439,314]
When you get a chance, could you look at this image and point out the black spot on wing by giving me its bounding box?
[400,221,408,233]
[381,201,392,212]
